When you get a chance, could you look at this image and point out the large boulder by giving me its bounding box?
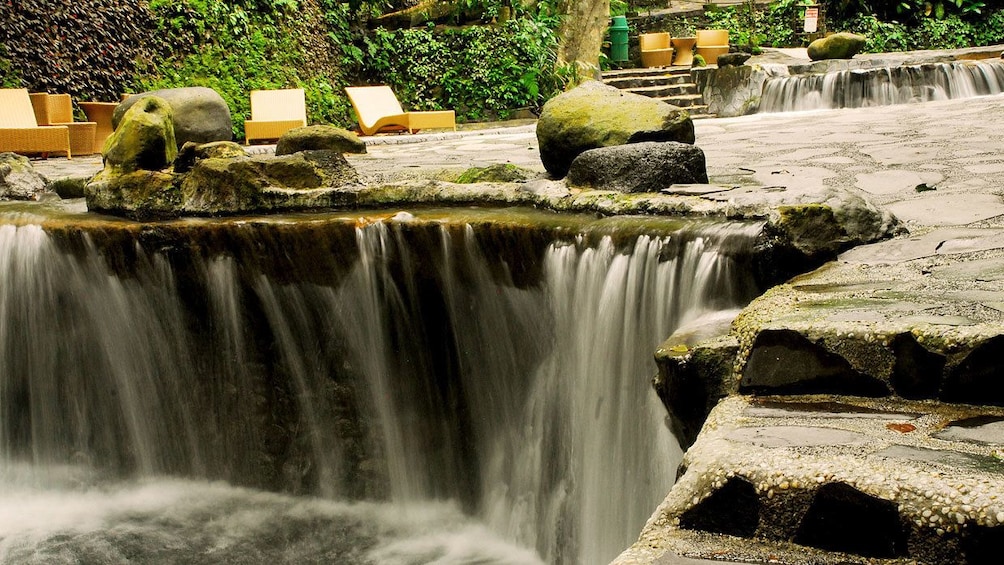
[0,152,46,200]
[102,95,177,173]
[87,149,360,219]
[275,125,367,156]
[113,87,233,148]
[536,80,694,178]
[179,151,359,214]
[566,141,708,192]
[807,32,867,61]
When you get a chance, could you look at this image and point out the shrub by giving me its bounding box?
[359,19,560,122]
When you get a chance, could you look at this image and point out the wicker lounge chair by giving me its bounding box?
[0,89,71,159]
[244,88,307,144]
[345,86,456,136]
[30,93,98,155]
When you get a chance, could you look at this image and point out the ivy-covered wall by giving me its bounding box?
[0,0,561,138]
[0,0,154,100]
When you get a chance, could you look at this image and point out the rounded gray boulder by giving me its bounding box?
[536,80,694,178]
[113,87,233,148]
[566,141,708,193]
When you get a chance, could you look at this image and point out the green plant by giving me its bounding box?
[359,18,560,121]
[0,46,22,88]
[138,0,359,138]
[702,0,799,49]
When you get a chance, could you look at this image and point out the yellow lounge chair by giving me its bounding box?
[345,86,456,136]
[30,93,98,156]
[244,88,307,144]
[0,88,71,159]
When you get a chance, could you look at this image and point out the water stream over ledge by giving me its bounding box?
[759,59,1004,113]
[0,205,761,564]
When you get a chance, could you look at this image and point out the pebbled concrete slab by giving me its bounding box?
[616,395,1004,565]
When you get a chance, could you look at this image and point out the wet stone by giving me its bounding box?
[890,332,946,399]
[935,416,1004,445]
[726,425,870,448]
[741,329,890,397]
[876,445,1004,473]
[942,335,1004,406]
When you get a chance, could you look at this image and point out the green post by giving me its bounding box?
[609,16,629,62]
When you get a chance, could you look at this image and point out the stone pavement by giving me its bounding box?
[26,90,1004,565]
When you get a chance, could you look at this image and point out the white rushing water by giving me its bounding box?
[0,217,759,564]
[759,59,1004,113]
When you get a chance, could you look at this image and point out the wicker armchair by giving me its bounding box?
[29,93,97,156]
[0,89,71,159]
[696,29,730,66]
[244,88,307,144]
[345,85,455,136]
[640,33,674,68]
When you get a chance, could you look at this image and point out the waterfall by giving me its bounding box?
[0,212,759,563]
[759,59,1004,113]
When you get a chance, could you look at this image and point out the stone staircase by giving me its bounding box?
[601,67,711,117]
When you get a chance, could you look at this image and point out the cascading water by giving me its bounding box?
[0,208,760,564]
[759,59,1004,113]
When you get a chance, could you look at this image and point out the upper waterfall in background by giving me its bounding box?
[0,211,761,564]
[759,59,1004,113]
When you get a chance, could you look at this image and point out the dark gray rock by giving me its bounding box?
[114,87,233,148]
[740,329,890,397]
[275,125,366,156]
[566,141,707,193]
[655,334,739,449]
[717,52,751,67]
[536,80,694,178]
[49,176,90,199]
[0,152,46,200]
[942,334,1004,405]
[794,482,907,558]
[679,477,760,537]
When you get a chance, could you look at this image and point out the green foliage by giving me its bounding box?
[0,45,22,88]
[835,9,1004,51]
[138,0,354,139]
[360,18,561,121]
[701,0,799,49]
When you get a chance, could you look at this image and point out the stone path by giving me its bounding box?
[26,88,1004,565]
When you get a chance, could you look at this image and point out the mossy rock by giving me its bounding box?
[174,141,248,173]
[807,32,867,61]
[535,80,694,178]
[454,163,535,183]
[85,169,180,220]
[0,152,46,200]
[275,125,366,156]
[102,96,177,173]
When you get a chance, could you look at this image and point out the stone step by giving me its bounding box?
[653,93,705,108]
[603,74,691,90]
[601,66,693,81]
[625,82,698,99]
[618,394,1004,564]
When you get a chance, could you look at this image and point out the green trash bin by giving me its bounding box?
[609,16,629,62]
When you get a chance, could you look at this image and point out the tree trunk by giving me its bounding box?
[555,0,610,85]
